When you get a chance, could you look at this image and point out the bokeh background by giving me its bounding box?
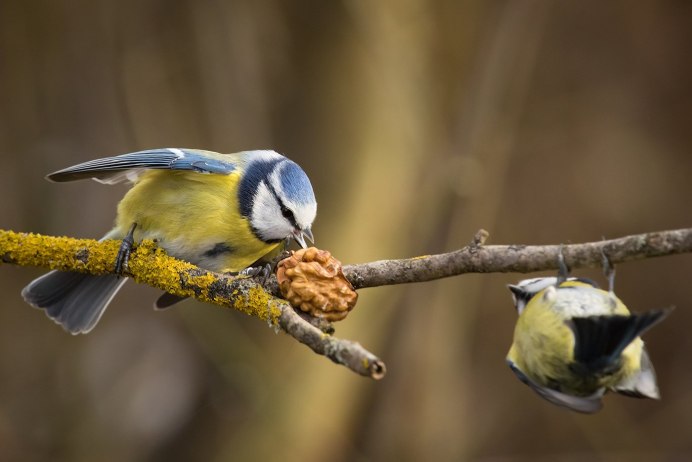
[1,1,691,461]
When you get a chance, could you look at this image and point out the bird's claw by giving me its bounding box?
[239,263,273,287]
[114,223,137,277]
[556,244,570,284]
[601,248,616,293]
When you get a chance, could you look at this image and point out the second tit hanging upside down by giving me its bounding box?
[22,148,317,334]
[506,253,671,413]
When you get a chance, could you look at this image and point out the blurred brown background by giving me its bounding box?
[1,1,691,461]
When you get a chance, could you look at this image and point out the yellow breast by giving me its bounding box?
[113,169,280,272]
[509,298,575,384]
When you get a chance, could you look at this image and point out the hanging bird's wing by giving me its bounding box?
[46,148,238,184]
[507,360,605,414]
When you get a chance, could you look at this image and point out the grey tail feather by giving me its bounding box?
[21,270,127,334]
[154,292,188,310]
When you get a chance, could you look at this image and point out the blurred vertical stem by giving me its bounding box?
[237,1,440,461]
[350,2,552,460]
[428,3,551,458]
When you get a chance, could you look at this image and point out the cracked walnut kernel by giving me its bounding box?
[276,247,358,322]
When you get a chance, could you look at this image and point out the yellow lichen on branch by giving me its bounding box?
[0,230,119,274]
[0,229,282,324]
[0,229,385,378]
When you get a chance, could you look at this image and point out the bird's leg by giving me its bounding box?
[556,244,570,285]
[239,249,292,285]
[601,248,616,293]
[259,249,293,285]
[268,249,291,271]
[239,263,273,286]
[238,266,265,278]
[114,223,137,276]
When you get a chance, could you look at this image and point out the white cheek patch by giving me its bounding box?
[251,182,293,241]
[253,182,276,211]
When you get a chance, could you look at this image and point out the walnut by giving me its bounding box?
[276,247,358,322]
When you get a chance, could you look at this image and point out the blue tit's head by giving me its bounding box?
[508,277,560,314]
[238,151,317,247]
[508,276,600,315]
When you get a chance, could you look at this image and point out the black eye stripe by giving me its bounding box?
[265,179,299,229]
[281,206,295,222]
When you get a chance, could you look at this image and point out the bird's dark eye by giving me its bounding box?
[281,206,296,224]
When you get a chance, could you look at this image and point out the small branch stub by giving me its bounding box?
[276,247,358,322]
[472,228,490,246]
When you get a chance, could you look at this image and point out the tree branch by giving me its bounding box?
[2,227,690,379]
[0,230,385,379]
[342,228,692,289]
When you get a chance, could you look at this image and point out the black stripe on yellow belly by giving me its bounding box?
[203,242,234,258]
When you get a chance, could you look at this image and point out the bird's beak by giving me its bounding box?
[292,229,314,249]
[507,284,524,298]
[303,227,314,244]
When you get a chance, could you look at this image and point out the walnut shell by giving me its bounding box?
[276,247,358,322]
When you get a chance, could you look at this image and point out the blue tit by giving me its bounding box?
[506,257,670,413]
[22,148,317,334]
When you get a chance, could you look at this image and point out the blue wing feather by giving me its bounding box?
[47,148,236,183]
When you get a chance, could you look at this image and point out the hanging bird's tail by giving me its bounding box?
[22,270,127,334]
[568,309,670,375]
